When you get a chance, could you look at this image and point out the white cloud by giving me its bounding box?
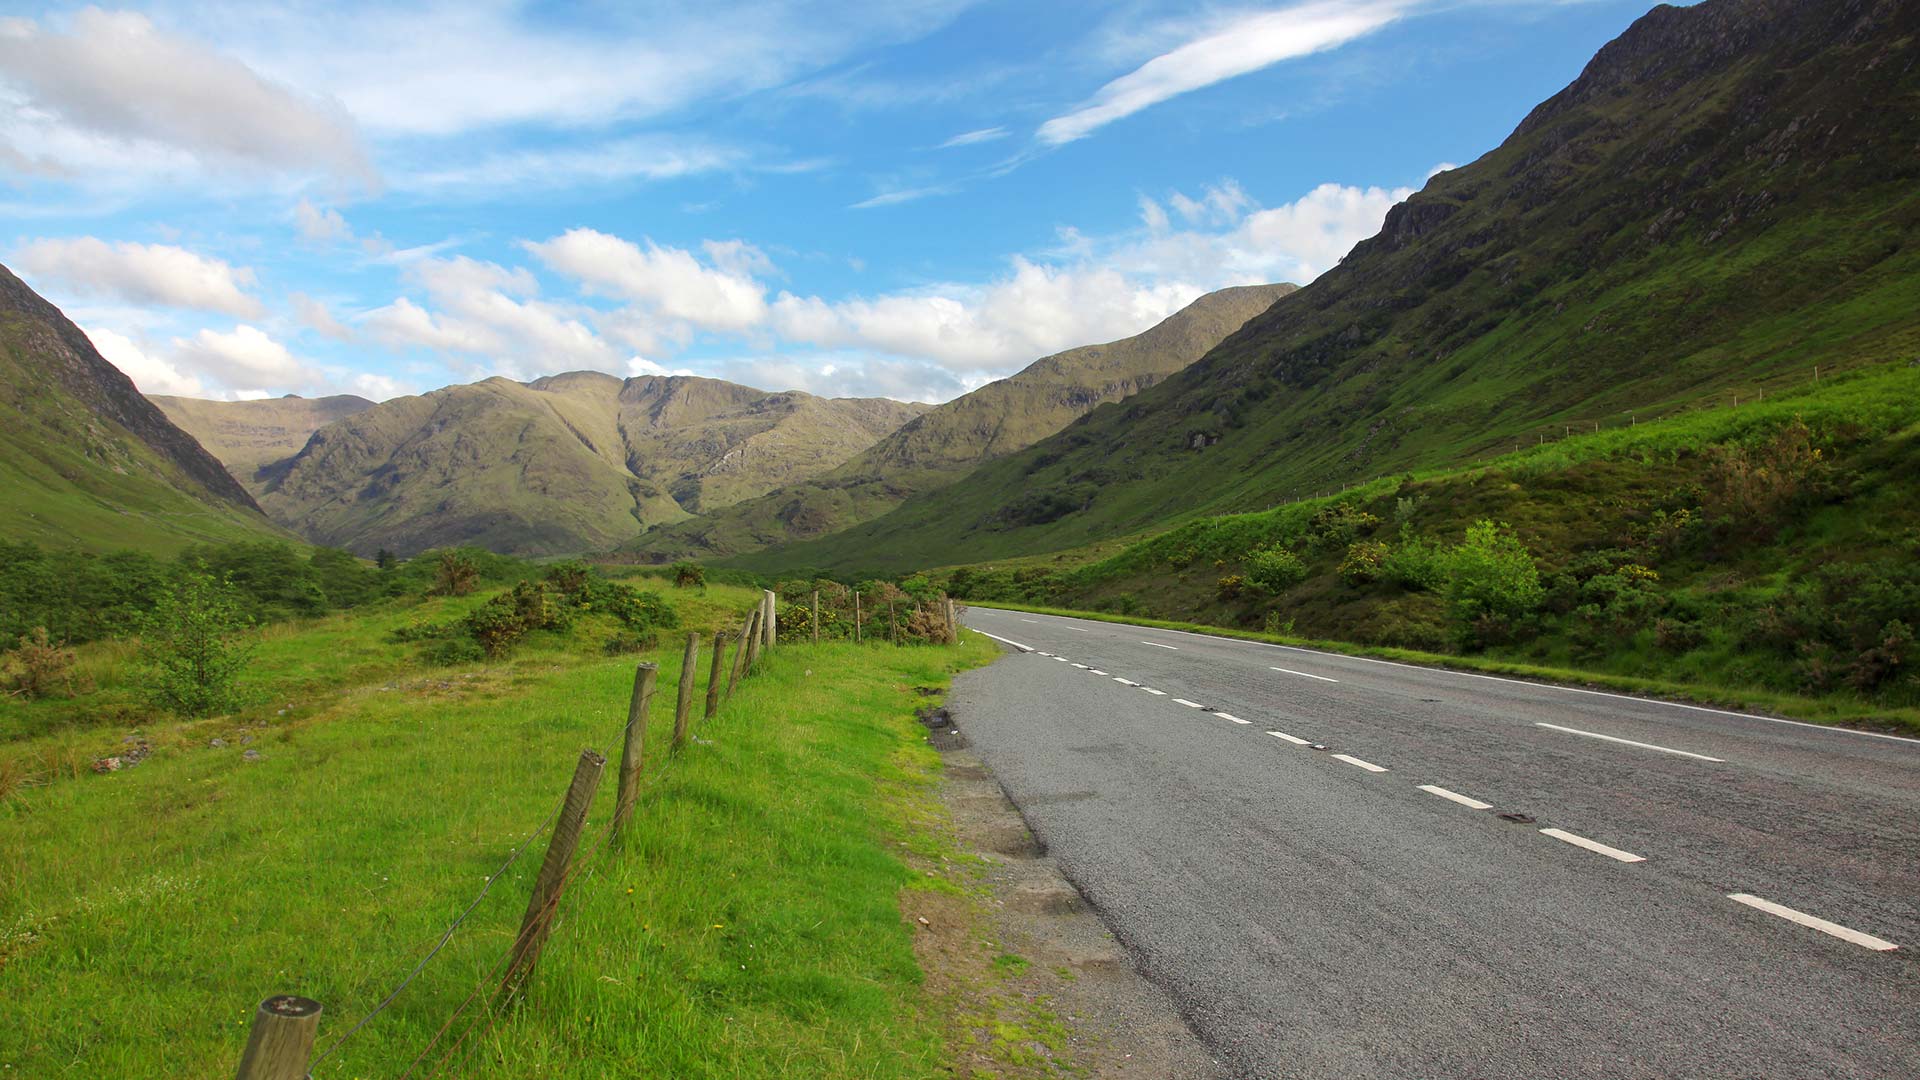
[627,357,697,379]
[289,292,352,340]
[851,183,959,209]
[1039,1,1405,145]
[294,199,350,243]
[527,229,769,334]
[13,237,263,317]
[171,324,317,393]
[936,126,1008,149]
[346,371,410,401]
[393,135,743,194]
[86,325,204,396]
[362,255,616,374]
[0,8,372,183]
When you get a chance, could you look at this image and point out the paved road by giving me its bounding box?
[949,606,1920,1080]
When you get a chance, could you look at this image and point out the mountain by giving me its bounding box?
[254,371,930,557]
[617,283,1296,562]
[0,263,279,553]
[151,393,375,492]
[737,0,1920,577]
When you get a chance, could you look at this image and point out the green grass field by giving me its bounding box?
[1,580,1000,1078]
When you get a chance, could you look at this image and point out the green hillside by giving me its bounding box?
[151,392,375,490]
[946,363,1920,726]
[257,371,929,557]
[0,264,281,554]
[737,0,1920,578]
[617,283,1294,563]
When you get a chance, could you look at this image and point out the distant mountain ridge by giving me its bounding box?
[0,263,278,552]
[243,371,930,557]
[618,282,1296,562]
[152,393,375,491]
[734,0,1920,576]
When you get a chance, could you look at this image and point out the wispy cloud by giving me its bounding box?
[936,126,1008,149]
[1038,1,1406,146]
[851,183,959,209]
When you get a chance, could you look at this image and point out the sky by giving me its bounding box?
[1,0,1683,405]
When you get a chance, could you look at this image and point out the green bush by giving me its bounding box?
[1244,547,1309,595]
[1381,536,1447,592]
[1339,541,1390,585]
[1307,503,1382,550]
[1441,521,1543,648]
[137,572,254,716]
[1216,574,1246,601]
[3,627,85,700]
[670,561,706,589]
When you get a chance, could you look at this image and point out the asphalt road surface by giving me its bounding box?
[949,606,1920,1080]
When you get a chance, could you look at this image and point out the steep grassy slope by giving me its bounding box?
[743,0,1920,577]
[151,393,374,491]
[619,283,1294,562]
[259,372,929,557]
[948,364,1920,725]
[0,264,280,553]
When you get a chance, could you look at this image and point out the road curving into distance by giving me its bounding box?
[950,605,1920,1080]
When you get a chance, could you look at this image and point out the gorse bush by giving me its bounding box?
[670,561,706,589]
[1340,541,1390,585]
[432,550,480,597]
[1244,546,1309,595]
[137,572,254,717]
[3,627,85,700]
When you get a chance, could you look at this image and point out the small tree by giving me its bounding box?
[3,627,84,699]
[1442,521,1544,647]
[138,572,254,716]
[670,561,706,589]
[375,548,398,572]
[433,550,479,596]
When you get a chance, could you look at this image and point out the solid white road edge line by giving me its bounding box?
[1173,698,1206,709]
[968,608,1920,745]
[1540,828,1645,863]
[1142,641,1179,650]
[1270,666,1339,683]
[970,628,1033,652]
[1535,722,1725,762]
[1332,754,1388,773]
[1267,730,1310,745]
[1418,784,1493,810]
[1727,893,1898,951]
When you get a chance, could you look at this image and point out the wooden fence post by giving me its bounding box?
[812,590,820,644]
[611,662,656,838]
[234,995,322,1080]
[672,633,699,753]
[503,749,605,999]
[763,590,777,650]
[705,632,726,719]
[728,609,756,699]
[888,600,896,644]
[854,592,862,644]
[746,607,764,673]
[945,598,957,644]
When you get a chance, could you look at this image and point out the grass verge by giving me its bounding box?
[1,590,1001,1078]
[969,601,1920,737]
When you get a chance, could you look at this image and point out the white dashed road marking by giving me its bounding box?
[1142,641,1179,650]
[1267,730,1310,745]
[1173,698,1206,709]
[1332,754,1387,773]
[1090,670,1109,676]
[1270,666,1339,683]
[1535,722,1725,763]
[1020,619,1040,624]
[1114,678,1139,686]
[1419,784,1492,810]
[1071,663,1088,669]
[1727,894,1898,951]
[971,629,1034,652]
[1143,688,1167,695]
[1213,712,1252,725]
[1540,828,1645,863]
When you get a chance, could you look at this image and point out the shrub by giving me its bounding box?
[543,560,592,596]
[1653,617,1708,653]
[1441,521,1543,648]
[1217,575,1246,601]
[1700,418,1831,540]
[670,561,707,589]
[602,630,660,656]
[2,627,85,699]
[1846,620,1913,693]
[1392,494,1426,527]
[138,572,254,716]
[1307,503,1382,550]
[432,550,480,596]
[1244,547,1309,595]
[464,580,568,657]
[1381,538,1447,592]
[423,636,487,666]
[1340,541,1390,585]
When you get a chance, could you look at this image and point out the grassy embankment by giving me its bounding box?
[949,364,1920,734]
[1,578,1002,1078]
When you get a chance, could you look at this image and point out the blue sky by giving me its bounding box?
[1,0,1683,404]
